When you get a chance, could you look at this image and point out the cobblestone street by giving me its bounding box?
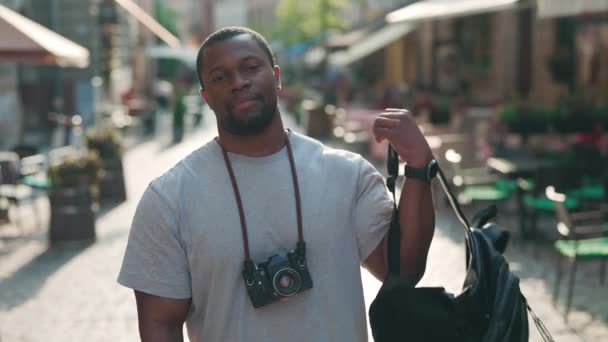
[1,116,607,341]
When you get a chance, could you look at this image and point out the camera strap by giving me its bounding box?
[217,129,305,263]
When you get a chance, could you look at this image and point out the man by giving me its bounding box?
[118,27,435,341]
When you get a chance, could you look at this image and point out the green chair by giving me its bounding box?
[444,149,517,206]
[546,186,608,320]
[569,177,606,206]
[0,152,49,232]
[519,165,583,237]
[457,179,517,205]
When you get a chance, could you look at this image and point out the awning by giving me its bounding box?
[113,0,180,48]
[0,4,89,68]
[145,45,197,68]
[325,27,369,49]
[328,22,415,67]
[537,0,608,18]
[386,0,521,23]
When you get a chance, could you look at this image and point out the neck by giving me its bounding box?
[216,112,286,157]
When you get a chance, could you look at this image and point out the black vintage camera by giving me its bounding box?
[243,241,313,308]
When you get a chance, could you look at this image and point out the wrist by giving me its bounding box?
[403,157,438,181]
[405,151,433,168]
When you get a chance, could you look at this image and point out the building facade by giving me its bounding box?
[0,0,23,149]
[1,0,140,147]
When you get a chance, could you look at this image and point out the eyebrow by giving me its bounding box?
[206,55,262,75]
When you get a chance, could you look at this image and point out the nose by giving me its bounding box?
[230,72,251,91]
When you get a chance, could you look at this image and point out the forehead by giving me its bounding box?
[202,34,268,73]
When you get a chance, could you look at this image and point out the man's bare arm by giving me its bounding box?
[363,237,387,280]
[134,290,191,342]
[364,108,435,284]
[395,177,434,283]
[363,178,434,284]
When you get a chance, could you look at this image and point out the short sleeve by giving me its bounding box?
[117,184,192,299]
[353,158,394,261]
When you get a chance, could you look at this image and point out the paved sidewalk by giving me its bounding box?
[0,122,220,341]
[0,113,607,341]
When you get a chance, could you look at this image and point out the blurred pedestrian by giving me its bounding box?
[118,26,436,342]
[152,80,175,144]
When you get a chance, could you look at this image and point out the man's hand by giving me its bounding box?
[372,108,433,167]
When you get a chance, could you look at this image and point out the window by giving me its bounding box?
[456,14,492,79]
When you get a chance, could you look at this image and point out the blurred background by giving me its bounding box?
[0,1,607,341]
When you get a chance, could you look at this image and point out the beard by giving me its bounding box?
[221,97,277,136]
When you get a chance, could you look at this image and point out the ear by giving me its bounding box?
[199,88,209,102]
[274,66,282,91]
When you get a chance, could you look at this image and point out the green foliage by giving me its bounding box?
[48,152,102,192]
[498,103,549,136]
[594,104,608,129]
[155,0,181,79]
[274,0,351,46]
[430,96,451,125]
[552,95,595,133]
[500,97,607,135]
[154,0,180,39]
[86,128,124,160]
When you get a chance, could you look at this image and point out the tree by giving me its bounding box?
[274,0,350,47]
[154,0,181,79]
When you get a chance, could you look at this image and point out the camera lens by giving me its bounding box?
[272,268,302,297]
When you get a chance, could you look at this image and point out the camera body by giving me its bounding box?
[243,242,313,308]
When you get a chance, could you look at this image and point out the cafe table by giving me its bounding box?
[486,156,559,237]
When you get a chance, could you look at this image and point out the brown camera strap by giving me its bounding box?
[217,130,303,261]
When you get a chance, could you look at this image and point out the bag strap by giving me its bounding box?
[384,145,555,342]
[386,145,400,275]
[523,296,556,342]
[385,145,473,275]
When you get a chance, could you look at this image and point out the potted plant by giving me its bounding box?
[594,104,608,130]
[552,96,595,134]
[430,96,451,125]
[47,151,102,242]
[86,127,127,203]
[499,103,548,142]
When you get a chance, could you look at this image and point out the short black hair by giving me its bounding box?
[196,27,276,89]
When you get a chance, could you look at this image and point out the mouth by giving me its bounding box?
[235,99,257,109]
[232,95,261,111]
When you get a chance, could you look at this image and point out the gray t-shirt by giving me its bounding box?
[118,131,393,341]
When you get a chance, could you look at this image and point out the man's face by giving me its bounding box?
[199,34,281,136]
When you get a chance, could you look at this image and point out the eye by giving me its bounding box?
[244,63,260,72]
[211,75,225,83]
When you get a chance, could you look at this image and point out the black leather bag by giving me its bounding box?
[369,146,554,342]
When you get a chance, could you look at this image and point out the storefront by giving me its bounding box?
[533,0,608,104]
[327,21,417,107]
[537,0,608,19]
[386,0,529,105]
[575,16,608,103]
[0,3,89,148]
[0,64,21,149]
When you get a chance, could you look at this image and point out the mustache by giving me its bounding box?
[230,93,262,107]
